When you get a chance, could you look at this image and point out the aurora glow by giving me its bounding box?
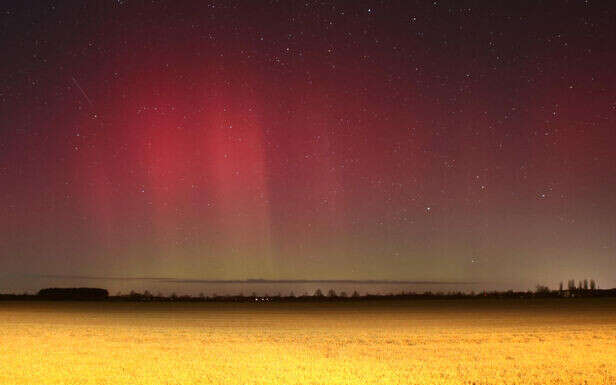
[1,1,615,294]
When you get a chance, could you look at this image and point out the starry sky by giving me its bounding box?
[1,1,615,291]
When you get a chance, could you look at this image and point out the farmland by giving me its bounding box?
[1,298,615,384]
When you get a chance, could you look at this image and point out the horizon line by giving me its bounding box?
[17,274,481,285]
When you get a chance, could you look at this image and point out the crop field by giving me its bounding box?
[1,298,615,384]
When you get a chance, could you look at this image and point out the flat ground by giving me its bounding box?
[1,298,615,384]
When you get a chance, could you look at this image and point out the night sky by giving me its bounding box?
[1,1,615,291]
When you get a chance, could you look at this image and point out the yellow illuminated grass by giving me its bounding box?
[1,299,615,384]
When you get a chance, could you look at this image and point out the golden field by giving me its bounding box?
[1,298,615,384]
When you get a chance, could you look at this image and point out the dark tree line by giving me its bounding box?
[561,278,597,292]
[101,285,616,301]
[1,281,614,302]
[38,287,108,300]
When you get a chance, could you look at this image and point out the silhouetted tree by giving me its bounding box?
[583,279,589,290]
[327,289,337,298]
[578,281,583,290]
[535,285,550,294]
[559,282,563,292]
[339,291,348,298]
[567,279,576,291]
[313,289,324,297]
[590,279,597,290]
[351,290,360,298]
[289,291,295,298]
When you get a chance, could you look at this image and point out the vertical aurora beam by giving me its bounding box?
[198,84,273,279]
